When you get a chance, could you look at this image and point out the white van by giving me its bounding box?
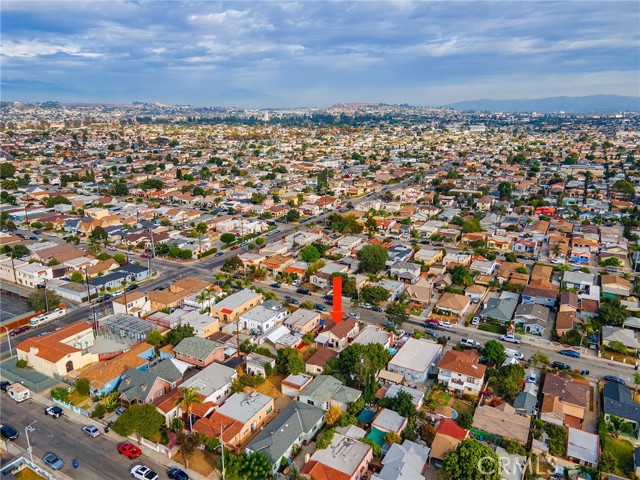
[7,383,30,403]
[505,348,524,360]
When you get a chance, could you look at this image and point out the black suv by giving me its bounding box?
[551,361,571,371]
[296,288,310,295]
[0,424,19,441]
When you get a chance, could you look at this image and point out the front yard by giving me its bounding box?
[604,437,635,477]
[426,389,451,410]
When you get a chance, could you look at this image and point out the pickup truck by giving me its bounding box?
[460,338,480,348]
[499,334,521,344]
[505,348,524,360]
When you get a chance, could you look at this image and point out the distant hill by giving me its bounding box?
[443,95,640,113]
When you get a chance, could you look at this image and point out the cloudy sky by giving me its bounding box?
[2,1,639,107]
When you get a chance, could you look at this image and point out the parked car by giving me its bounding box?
[33,230,42,235]
[43,452,64,470]
[9,325,29,336]
[168,468,189,480]
[499,334,521,344]
[526,373,538,384]
[140,253,150,259]
[0,424,19,440]
[440,321,453,328]
[471,317,480,325]
[383,321,395,329]
[82,424,100,438]
[44,406,64,418]
[270,283,281,288]
[371,306,382,312]
[395,329,406,338]
[292,280,301,287]
[214,251,224,257]
[104,293,112,300]
[230,245,240,250]
[559,349,581,358]
[0,381,11,392]
[296,288,310,295]
[425,321,439,330]
[107,246,117,251]
[313,303,327,312]
[286,297,299,305]
[126,284,139,292]
[97,296,105,303]
[118,443,142,459]
[551,361,572,371]
[115,406,127,415]
[346,312,360,320]
[130,465,159,480]
[460,338,480,348]
[603,375,626,385]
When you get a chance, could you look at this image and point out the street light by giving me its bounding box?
[212,422,225,480]
[1,325,13,357]
[25,420,37,465]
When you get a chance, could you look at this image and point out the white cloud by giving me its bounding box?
[1,40,101,58]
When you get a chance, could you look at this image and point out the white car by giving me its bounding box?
[500,334,521,344]
[471,317,480,325]
[292,280,301,287]
[363,303,373,309]
[346,312,360,320]
[395,329,406,338]
[81,424,100,438]
[440,321,453,328]
[130,465,159,480]
[526,373,538,384]
[112,290,123,298]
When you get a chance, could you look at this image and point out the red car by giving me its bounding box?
[140,253,150,259]
[118,443,142,459]
[230,245,240,250]
[10,325,30,336]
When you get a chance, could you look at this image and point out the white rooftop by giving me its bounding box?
[388,338,442,374]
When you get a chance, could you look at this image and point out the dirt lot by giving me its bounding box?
[257,373,292,412]
[174,449,219,478]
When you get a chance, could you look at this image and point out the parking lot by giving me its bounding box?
[0,292,32,323]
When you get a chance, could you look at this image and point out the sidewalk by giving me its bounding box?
[26,389,208,480]
[2,441,75,480]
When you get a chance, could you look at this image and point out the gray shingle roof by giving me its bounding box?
[173,336,224,362]
[300,375,361,405]
[245,400,324,464]
[118,360,182,402]
[603,383,640,424]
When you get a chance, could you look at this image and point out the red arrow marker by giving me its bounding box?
[330,275,344,324]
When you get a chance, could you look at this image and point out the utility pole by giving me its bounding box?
[43,278,49,312]
[83,267,96,333]
[25,421,37,465]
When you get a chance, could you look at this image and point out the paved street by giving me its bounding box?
[0,396,170,480]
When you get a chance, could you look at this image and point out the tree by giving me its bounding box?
[599,257,622,267]
[146,330,164,349]
[482,340,506,366]
[529,351,550,367]
[299,300,314,310]
[497,182,512,200]
[222,255,243,272]
[176,431,200,469]
[111,403,165,444]
[165,325,195,346]
[300,244,320,263]
[385,302,409,328]
[9,244,31,258]
[360,438,381,456]
[27,289,61,313]
[220,233,236,244]
[113,182,129,196]
[357,244,388,273]
[176,386,203,431]
[444,438,501,480]
[612,179,636,200]
[462,218,483,233]
[286,209,300,222]
[45,196,71,208]
[456,411,473,429]
[90,226,108,242]
[383,391,415,418]
[239,451,272,480]
[250,192,266,204]
[385,432,402,445]
[504,252,518,263]
[277,347,305,375]
[599,297,628,327]
[75,377,90,396]
[0,163,16,179]
[359,285,391,304]
[70,271,85,283]
[138,178,164,191]
[326,405,342,425]
[451,265,474,287]
[489,363,525,401]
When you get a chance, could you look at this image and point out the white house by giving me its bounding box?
[387,338,442,384]
[240,304,290,334]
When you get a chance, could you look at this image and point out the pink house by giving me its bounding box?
[172,337,226,368]
[118,361,184,405]
[301,432,372,480]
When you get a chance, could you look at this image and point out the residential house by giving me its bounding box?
[603,383,640,437]
[383,384,425,410]
[429,419,468,466]
[371,408,407,436]
[480,295,519,324]
[602,326,640,355]
[112,291,151,318]
[562,271,595,291]
[310,262,350,289]
[472,404,531,445]
[119,361,183,405]
[178,310,221,338]
[315,317,360,350]
[149,277,212,311]
[413,248,443,265]
[245,400,325,475]
[377,279,405,301]
[305,347,338,376]
[540,372,589,428]
[16,321,99,377]
[239,303,289,334]
[514,303,551,336]
[352,325,393,350]
[172,336,226,368]
[567,428,599,468]
[301,433,372,480]
[299,375,361,413]
[434,293,471,317]
[387,338,442,384]
[521,284,559,308]
[281,373,314,397]
[181,362,237,405]
[601,275,632,299]
[210,288,263,323]
[405,277,433,305]
[371,440,430,480]
[513,382,540,416]
[245,353,276,377]
[283,309,322,335]
[469,259,498,275]
[437,349,486,397]
[194,391,275,449]
[389,261,421,284]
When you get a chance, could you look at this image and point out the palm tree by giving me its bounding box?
[195,290,208,313]
[576,319,597,348]
[175,387,203,432]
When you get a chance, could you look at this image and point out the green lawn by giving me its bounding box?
[478,324,507,334]
[604,437,635,477]
[68,390,89,406]
[452,399,474,416]
[427,390,451,410]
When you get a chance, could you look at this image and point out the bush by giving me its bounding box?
[15,359,28,368]
[316,428,336,449]
[75,377,91,396]
[92,403,107,419]
[607,341,629,355]
[51,387,70,402]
